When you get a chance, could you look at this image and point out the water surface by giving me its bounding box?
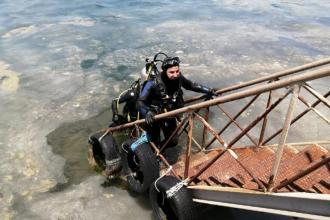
[0,1,329,219]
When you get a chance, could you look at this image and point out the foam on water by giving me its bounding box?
[0,62,20,92]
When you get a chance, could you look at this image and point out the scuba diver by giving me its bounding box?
[137,55,217,147]
[104,53,216,175]
[104,53,167,176]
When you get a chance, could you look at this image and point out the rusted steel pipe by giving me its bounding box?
[193,112,227,147]
[216,104,258,146]
[202,107,210,148]
[105,66,330,133]
[185,58,330,104]
[178,120,190,137]
[304,84,330,108]
[159,116,188,152]
[183,128,203,150]
[267,85,301,192]
[272,156,330,192]
[176,109,200,137]
[298,95,330,124]
[259,91,272,146]
[184,114,193,179]
[262,91,330,145]
[227,89,292,148]
[204,94,260,149]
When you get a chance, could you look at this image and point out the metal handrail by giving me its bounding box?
[107,59,330,193]
[106,64,330,133]
[185,57,330,104]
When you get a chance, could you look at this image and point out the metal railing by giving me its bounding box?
[106,58,330,192]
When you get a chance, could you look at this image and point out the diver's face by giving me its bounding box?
[166,66,180,80]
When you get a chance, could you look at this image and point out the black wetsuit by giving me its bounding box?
[137,71,212,146]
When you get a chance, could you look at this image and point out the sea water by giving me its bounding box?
[0,1,329,219]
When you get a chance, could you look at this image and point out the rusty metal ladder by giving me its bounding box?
[106,58,330,219]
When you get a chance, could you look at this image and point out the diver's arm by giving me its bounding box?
[137,81,154,117]
[181,73,213,94]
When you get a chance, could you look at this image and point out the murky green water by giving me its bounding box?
[46,109,109,186]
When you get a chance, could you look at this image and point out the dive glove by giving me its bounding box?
[145,111,156,125]
[204,88,218,100]
[208,88,218,96]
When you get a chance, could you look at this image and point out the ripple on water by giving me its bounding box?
[2,25,38,39]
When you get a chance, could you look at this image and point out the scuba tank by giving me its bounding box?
[142,52,168,80]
